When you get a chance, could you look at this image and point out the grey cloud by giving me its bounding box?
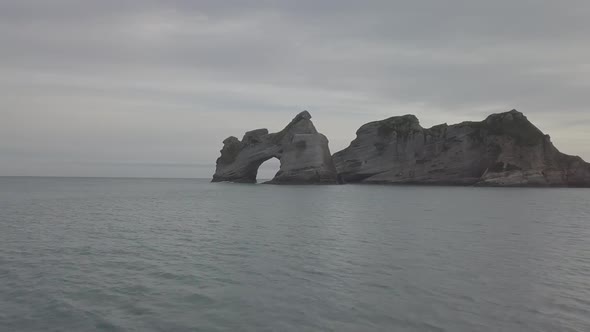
[1,0,589,177]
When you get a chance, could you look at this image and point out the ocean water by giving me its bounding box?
[1,177,589,332]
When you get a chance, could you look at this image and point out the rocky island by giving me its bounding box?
[334,110,590,187]
[212,111,338,184]
[213,110,590,187]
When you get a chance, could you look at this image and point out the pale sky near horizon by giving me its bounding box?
[2,1,590,178]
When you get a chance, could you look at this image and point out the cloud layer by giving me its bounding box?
[2,0,589,177]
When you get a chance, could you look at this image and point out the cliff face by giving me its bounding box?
[212,111,338,184]
[333,110,590,187]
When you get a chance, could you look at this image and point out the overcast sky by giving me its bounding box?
[2,0,589,178]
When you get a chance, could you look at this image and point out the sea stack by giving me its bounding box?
[333,110,590,187]
[212,111,338,184]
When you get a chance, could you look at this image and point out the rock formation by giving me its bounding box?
[212,111,338,184]
[333,110,590,187]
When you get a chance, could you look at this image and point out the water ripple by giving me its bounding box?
[1,178,590,331]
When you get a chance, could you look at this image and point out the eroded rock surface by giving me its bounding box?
[333,110,590,187]
[212,111,338,184]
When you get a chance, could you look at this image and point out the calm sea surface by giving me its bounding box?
[1,177,589,332]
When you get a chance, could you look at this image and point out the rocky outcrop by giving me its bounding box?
[212,111,338,184]
[333,110,590,187]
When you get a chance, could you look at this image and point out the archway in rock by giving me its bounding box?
[256,157,281,183]
[212,111,338,184]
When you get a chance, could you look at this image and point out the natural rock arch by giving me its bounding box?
[212,111,338,184]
